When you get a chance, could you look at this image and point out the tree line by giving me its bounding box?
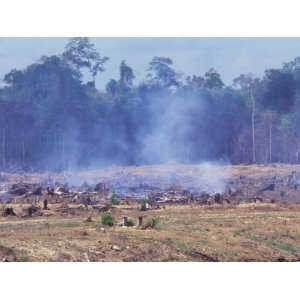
[1,37,300,171]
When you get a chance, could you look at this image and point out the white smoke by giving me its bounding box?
[191,162,230,194]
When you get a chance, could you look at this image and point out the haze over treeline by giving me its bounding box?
[1,37,300,171]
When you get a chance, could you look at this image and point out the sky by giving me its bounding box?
[1,37,300,89]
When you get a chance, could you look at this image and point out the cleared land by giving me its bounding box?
[1,164,300,262]
[1,203,300,261]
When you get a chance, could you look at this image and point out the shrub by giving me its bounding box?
[110,192,120,205]
[280,191,287,197]
[126,218,135,227]
[145,217,162,229]
[101,212,114,226]
[19,256,29,262]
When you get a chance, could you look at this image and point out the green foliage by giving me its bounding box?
[110,192,120,205]
[63,37,109,81]
[101,212,114,226]
[19,256,29,262]
[280,191,287,197]
[249,234,298,254]
[147,56,179,88]
[204,68,224,89]
[120,60,135,88]
[3,39,300,169]
[126,218,135,227]
[145,217,162,230]
[262,69,296,114]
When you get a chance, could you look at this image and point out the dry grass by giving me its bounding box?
[1,202,300,261]
[2,163,300,262]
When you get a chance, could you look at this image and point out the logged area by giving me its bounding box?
[1,163,300,262]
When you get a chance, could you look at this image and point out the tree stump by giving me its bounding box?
[43,199,48,210]
[3,207,16,217]
[138,216,143,227]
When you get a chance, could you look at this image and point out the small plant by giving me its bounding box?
[110,192,120,205]
[19,256,29,262]
[101,212,114,226]
[280,191,287,197]
[126,218,135,227]
[145,217,162,229]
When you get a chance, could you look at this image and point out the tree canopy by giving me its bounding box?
[1,37,300,171]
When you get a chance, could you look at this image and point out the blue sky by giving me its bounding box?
[1,38,300,89]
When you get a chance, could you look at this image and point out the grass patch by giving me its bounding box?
[145,217,163,230]
[198,239,209,246]
[19,255,29,262]
[233,227,253,237]
[164,238,191,252]
[248,234,299,254]
[58,221,81,228]
[173,240,190,252]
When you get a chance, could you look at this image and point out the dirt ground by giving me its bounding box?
[2,163,300,262]
[1,202,300,262]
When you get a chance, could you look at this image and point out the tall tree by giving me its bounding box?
[185,75,205,91]
[63,37,109,84]
[147,57,180,88]
[204,68,224,89]
[262,69,296,114]
[261,69,296,162]
[233,73,260,163]
[120,60,135,88]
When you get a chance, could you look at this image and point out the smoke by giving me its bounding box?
[4,78,233,193]
[61,92,232,195]
[190,161,230,193]
[39,117,82,171]
[60,161,230,195]
[141,94,207,164]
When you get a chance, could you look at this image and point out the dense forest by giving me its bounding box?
[1,38,300,171]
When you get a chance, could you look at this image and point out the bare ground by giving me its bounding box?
[2,163,300,262]
[1,202,300,261]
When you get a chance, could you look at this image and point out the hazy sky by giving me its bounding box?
[1,37,300,89]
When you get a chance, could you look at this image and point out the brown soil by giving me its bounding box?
[2,163,300,262]
[1,202,300,262]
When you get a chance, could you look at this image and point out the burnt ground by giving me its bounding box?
[1,163,300,262]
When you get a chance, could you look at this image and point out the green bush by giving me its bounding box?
[101,212,114,226]
[110,192,120,205]
[280,191,287,197]
[19,256,29,262]
[126,218,135,227]
[145,217,162,229]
